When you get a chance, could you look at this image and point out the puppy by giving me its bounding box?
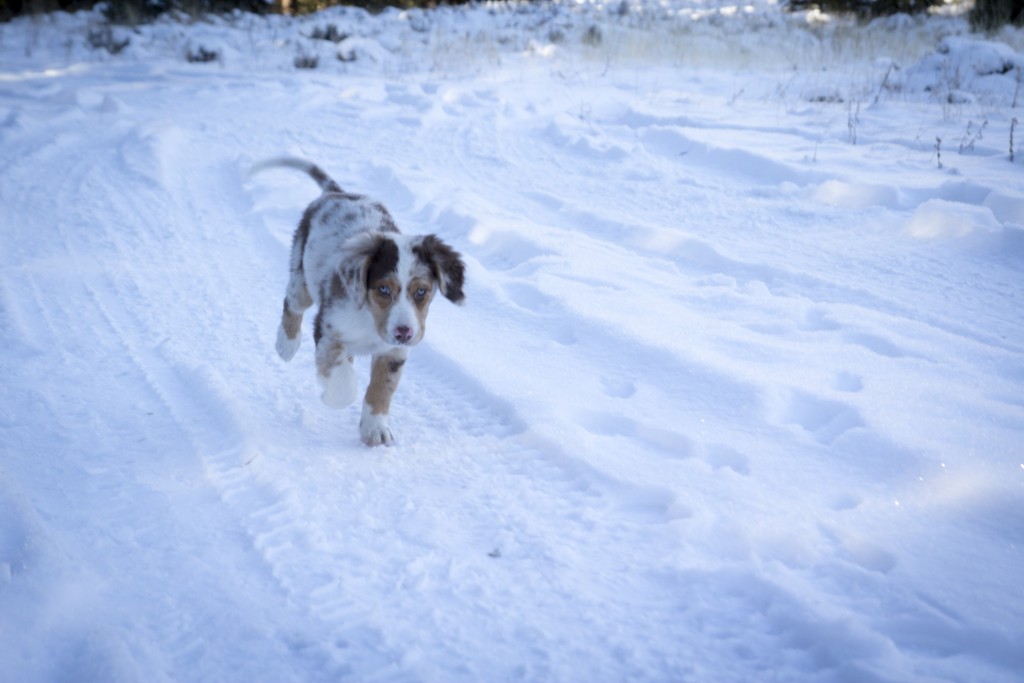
[251,158,465,446]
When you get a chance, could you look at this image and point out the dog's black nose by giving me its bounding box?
[394,325,413,344]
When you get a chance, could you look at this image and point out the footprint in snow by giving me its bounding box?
[782,390,865,445]
[828,492,863,511]
[469,229,551,272]
[820,523,898,575]
[599,375,636,399]
[522,190,564,212]
[500,283,576,346]
[842,331,911,359]
[801,308,842,332]
[833,372,863,393]
[579,411,694,462]
[704,444,751,476]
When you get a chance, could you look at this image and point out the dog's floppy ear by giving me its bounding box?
[339,232,399,305]
[413,235,466,304]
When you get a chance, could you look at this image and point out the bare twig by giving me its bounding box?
[1012,119,1019,163]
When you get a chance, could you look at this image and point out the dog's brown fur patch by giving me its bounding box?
[281,300,304,340]
[365,352,406,415]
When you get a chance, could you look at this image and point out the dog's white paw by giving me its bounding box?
[360,404,394,447]
[276,325,300,361]
[319,363,358,409]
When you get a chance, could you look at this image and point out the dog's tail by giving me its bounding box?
[249,157,344,194]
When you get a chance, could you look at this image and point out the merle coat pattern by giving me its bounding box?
[251,157,466,446]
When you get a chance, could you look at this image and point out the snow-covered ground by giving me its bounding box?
[2,2,1023,681]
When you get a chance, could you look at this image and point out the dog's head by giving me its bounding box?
[341,232,465,346]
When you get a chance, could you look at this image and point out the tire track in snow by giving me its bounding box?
[191,142,766,673]
[79,239,398,679]
[0,105,405,681]
[104,126,417,679]
[76,270,348,679]
[155,350,706,681]
[247,353,704,681]
[412,76,1022,491]
[88,284,393,682]
[424,75,1023,374]
[238,63,1023,683]
[238,77,1021,679]
[293,82,770,469]
[406,344,697,527]
[3,265,308,680]
[306,344,964,681]
[238,128,715,675]
[341,82,1024,675]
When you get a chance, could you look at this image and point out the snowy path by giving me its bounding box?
[2,10,1024,682]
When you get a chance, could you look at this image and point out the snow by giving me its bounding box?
[1,1,1023,682]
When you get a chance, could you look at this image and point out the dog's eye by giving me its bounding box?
[413,287,428,300]
[377,285,392,297]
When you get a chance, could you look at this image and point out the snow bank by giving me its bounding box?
[905,197,1003,238]
[0,1,1004,77]
[900,35,1024,104]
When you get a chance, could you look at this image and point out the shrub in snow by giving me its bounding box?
[905,198,1004,238]
[87,24,131,53]
[309,23,347,42]
[1012,117,1020,161]
[899,36,1024,105]
[186,44,219,62]
[804,86,845,103]
[294,52,318,68]
[336,35,386,63]
[958,119,988,154]
[785,0,944,18]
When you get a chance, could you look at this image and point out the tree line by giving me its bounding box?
[2,0,1021,32]
[1,0,465,23]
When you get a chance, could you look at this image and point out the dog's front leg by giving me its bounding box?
[360,348,408,446]
[315,331,358,409]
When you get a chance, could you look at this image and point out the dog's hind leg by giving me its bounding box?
[276,275,312,361]
[359,348,408,446]
[276,220,314,361]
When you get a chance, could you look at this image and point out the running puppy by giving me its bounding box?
[251,158,466,446]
